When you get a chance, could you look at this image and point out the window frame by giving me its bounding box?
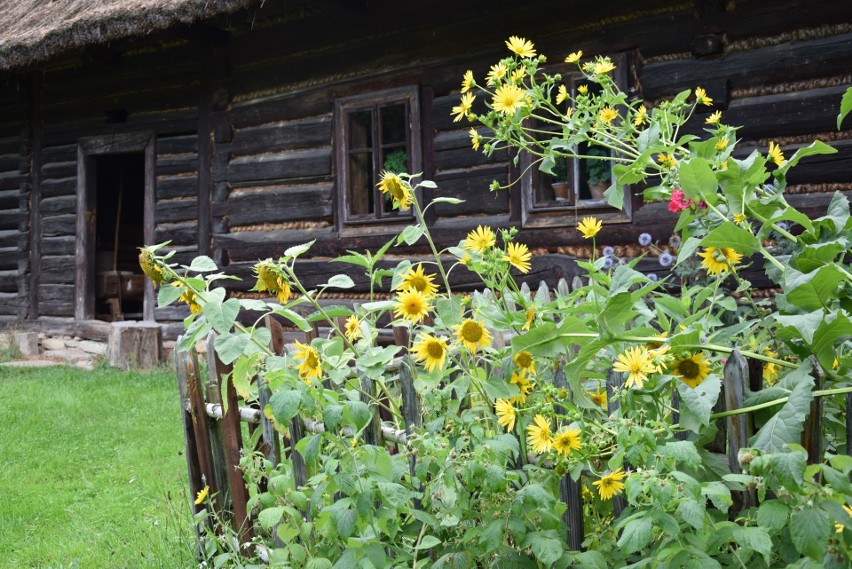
[334,86,422,235]
[519,52,633,229]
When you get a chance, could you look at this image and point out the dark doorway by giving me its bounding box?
[93,153,146,321]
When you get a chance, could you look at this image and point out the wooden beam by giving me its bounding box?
[27,72,42,319]
[197,71,213,256]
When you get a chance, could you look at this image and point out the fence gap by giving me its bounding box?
[605,369,627,517]
[553,363,584,551]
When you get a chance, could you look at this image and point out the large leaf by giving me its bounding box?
[838,86,852,129]
[811,313,852,371]
[214,331,250,365]
[269,390,302,423]
[789,507,829,560]
[749,370,814,453]
[187,255,218,272]
[157,284,183,307]
[204,297,241,334]
[815,190,851,232]
[676,375,721,433]
[777,140,837,176]
[616,516,653,554]
[510,318,591,357]
[784,264,843,311]
[597,292,635,336]
[699,222,760,256]
[679,158,718,205]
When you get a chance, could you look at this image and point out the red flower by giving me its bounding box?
[668,189,693,213]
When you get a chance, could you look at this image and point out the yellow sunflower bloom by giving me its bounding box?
[671,353,711,388]
[397,263,438,297]
[178,287,202,315]
[658,153,677,169]
[715,138,729,151]
[194,485,210,505]
[762,348,779,384]
[451,92,475,123]
[377,171,413,210]
[513,351,537,376]
[699,247,743,275]
[633,105,647,126]
[464,225,496,252]
[461,69,474,94]
[613,346,655,389]
[593,59,615,74]
[576,216,602,239]
[495,399,516,432]
[453,318,492,352]
[565,51,583,63]
[344,315,361,342]
[593,468,627,500]
[492,84,526,115]
[293,340,322,381]
[505,36,536,57]
[486,62,507,86]
[599,107,618,124]
[138,247,167,287]
[510,65,526,83]
[503,242,532,273]
[526,414,553,454]
[695,86,713,106]
[553,429,582,457]
[768,141,786,166]
[589,388,607,408]
[510,371,533,403]
[705,110,722,124]
[577,84,588,95]
[254,259,292,304]
[469,128,481,151]
[394,288,431,324]
[555,84,568,105]
[412,333,449,373]
[522,306,535,331]
[733,213,747,224]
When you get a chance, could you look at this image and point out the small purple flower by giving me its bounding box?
[602,246,615,257]
[647,273,659,282]
[659,252,673,267]
[776,221,789,231]
[603,256,614,269]
[638,232,653,246]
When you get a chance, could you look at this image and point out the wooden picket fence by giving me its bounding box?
[174,279,849,557]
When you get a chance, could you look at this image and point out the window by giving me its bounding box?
[334,86,422,232]
[519,53,633,228]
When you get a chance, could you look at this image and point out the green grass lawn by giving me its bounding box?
[0,364,196,568]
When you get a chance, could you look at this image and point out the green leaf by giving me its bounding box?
[334,509,356,540]
[811,313,852,371]
[732,526,772,563]
[187,255,218,272]
[767,450,807,492]
[415,535,442,550]
[816,191,850,232]
[822,465,852,496]
[272,308,312,332]
[661,440,701,469]
[204,297,241,334]
[676,236,701,265]
[322,274,355,289]
[524,531,565,565]
[306,305,354,322]
[283,240,315,259]
[344,400,372,432]
[322,404,342,431]
[604,180,624,209]
[778,140,838,176]
[617,516,653,554]
[597,292,635,335]
[238,298,269,311]
[675,372,720,433]
[756,500,790,531]
[399,224,425,245]
[157,284,183,307]
[305,558,333,569]
[749,371,814,453]
[214,332,249,365]
[677,499,705,530]
[784,264,843,311]
[331,252,370,269]
[430,197,464,205]
[699,222,760,256]
[269,390,302,424]
[838,86,852,129]
[789,507,829,560]
[483,373,516,401]
[679,158,718,205]
[258,506,284,530]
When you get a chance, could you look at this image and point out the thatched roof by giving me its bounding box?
[0,0,259,71]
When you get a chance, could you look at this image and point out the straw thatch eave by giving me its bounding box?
[0,0,260,71]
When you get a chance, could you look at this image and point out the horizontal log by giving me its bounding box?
[41,235,75,256]
[0,209,20,230]
[432,167,510,217]
[0,188,20,210]
[157,134,198,155]
[42,119,198,147]
[214,226,335,262]
[227,116,332,156]
[643,33,852,100]
[155,221,198,245]
[0,269,16,292]
[0,228,20,248]
[0,246,17,270]
[40,195,76,217]
[0,152,20,174]
[435,143,509,173]
[155,198,198,224]
[14,316,111,339]
[226,148,331,184]
[0,292,22,314]
[155,154,198,176]
[42,214,75,237]
[0,170,24,191]
[40,255,75,285]
[41,144,77,165]
[42,161,76,180]
[42,177,76,198]
[156,175,197,199]
[214,183,333,226]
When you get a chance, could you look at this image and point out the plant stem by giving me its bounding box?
[413,195,453,296]
[708,386,852,420]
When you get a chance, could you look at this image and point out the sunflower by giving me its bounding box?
[522,306,535,331]
[495,399,516,432]
[555,84,568,105]
[649,343,673,373]
[510,371,533,403]
[505,36,536,57]
[671,353,711,388]
[576,216,602,239]
[526,414,553,454]
[592,468,627,500]
[451,92,475,123]
[397,264,439,297]
[461,70,474,94]
[194,485,210,505]
[293,340,322,381]
[768,141,786,166]
[593,59,615,74]
[486,62,507,86]
[344,315,361,342]
[513,351,537,376]
[503,242,532,273]
[138,247,167,287]
[705,110,722,124]
[564,51,583,63]
[378,170,413,210]
[453,318,492,352]
[612,346,656,389]
[699,247,743,275]
[763,348,779,384]
[464,225,496,252]
[412,334,449,373]
[254,259,292,304]
[469,128,481,151]
[553,429,582,457]
[695,86,713,106]
[589,388,607,408]
[394,288,431,324]
[733,213,747,224]
[633,105,647,126]
[599,107,618,124]
[577,84,589,95]
[492,84,527,115]
[715,138,728,151]
[178,286,202,315]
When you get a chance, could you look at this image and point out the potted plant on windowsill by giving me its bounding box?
[584,146,611,200]
[550,157,570,201]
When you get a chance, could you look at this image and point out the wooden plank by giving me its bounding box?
[154,197,198,224]
[213,183,333,226]
[801,359,823,464]
[28,72,41,319]
[41,177,75,198]
[175,344,205,516]
[197,76,212,256]
[39,195,76,216]
[227,116,332,156]
[39,255,75,284]
[155,222,199,246]
[722,349,755,512]
[156,175,198,199]
[182,345,221,511]
[226,148,331,184]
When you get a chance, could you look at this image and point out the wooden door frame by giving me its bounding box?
[75,132,156,321]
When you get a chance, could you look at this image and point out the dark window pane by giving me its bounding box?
[380,104,406,145]
[349,110,372,149]
[348,152,374,215]
[382,148,408,175]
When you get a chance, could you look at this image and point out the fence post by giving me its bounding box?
[802,358,824,464]
[722,349,755,512]
[174,341,208,516]
[553,363,584,551]
[606,369,628,517]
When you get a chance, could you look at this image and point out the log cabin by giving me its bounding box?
[0,0,849,339]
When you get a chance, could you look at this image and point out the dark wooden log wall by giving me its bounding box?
[0,78,27,323]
